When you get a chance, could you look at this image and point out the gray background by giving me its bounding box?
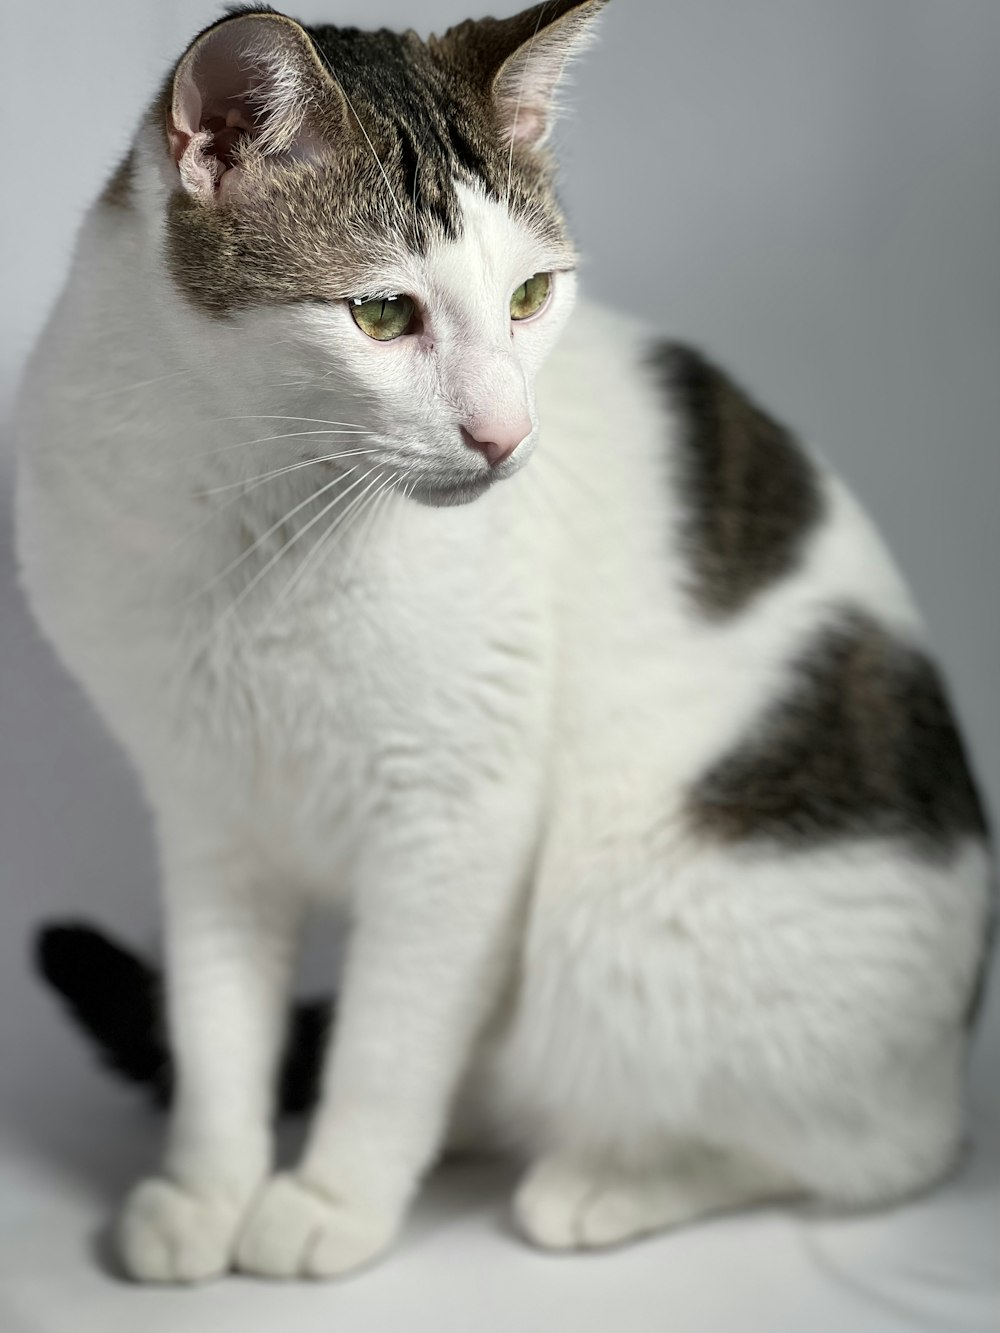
[0,2,997,1328]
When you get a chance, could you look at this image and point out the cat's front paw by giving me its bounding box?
[235,1173,398,1279]
[118,1177,249,1283]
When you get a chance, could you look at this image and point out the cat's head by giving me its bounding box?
[130,1,607,506]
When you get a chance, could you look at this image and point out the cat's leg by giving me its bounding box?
[511,1053,964,1254]
[509,1043,963,1254]
[235,834,526,1279]
[118,841,303,1283]
[513,1145,800,1251]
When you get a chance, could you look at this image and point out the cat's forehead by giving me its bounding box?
[307,24,502,241]
[421,179,575,310]
[163,22,574,315]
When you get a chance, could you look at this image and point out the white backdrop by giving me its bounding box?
[0,2,998,1329]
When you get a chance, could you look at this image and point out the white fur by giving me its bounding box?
[14,146,990,1284]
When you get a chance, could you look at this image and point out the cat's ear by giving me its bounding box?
[443,0,608,151]
[166,10,344,203]
[493,0,608,149]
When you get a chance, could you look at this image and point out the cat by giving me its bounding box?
[14,0,992,1285]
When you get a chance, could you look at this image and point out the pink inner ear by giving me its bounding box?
[198,103,257,171]
[496,42,569,152]
[493,6,604,153]
[169,27,275,197]
[505,100,548,148]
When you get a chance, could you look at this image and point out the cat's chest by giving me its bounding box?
[195,539,552,871]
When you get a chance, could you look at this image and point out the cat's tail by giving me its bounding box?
[33,922,329,1114]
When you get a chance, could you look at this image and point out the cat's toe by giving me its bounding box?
[236,1174,397,1279]
[577,1184,661,1248]
[513,1156,675,1252]
[511,1154,598,1250]
[118,1177,245,1283]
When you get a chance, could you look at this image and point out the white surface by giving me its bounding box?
[2,0,999,1327]
[0,1012,997,1333]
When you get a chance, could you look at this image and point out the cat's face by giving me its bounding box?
[149,3,606,506]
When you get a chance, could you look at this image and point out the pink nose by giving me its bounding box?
[462,416,531,468]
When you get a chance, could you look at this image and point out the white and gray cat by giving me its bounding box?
[15,0,992,1284]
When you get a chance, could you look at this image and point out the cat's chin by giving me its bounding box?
[407,476,494,509]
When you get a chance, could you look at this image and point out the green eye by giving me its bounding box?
[349,294,417,341]
[510,272,551,322]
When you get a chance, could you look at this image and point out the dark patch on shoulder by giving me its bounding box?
[100,150,135,209]
[688,610,990,856]
[653,343,823,617]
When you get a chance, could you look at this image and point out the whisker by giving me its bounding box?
[179,467,385,676]
[160,448,370,563]
[197,464,382,655]
[164,428,373,469]
[246,463,379,592]
[333,470,399,592]
[262,468,391,623]
[212,414,371,429]
[324,468,400,577]
[180,465,371,607]
[197,447,380,495]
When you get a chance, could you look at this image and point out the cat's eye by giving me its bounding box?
[510,272,552,322]
[349,294,417,341]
